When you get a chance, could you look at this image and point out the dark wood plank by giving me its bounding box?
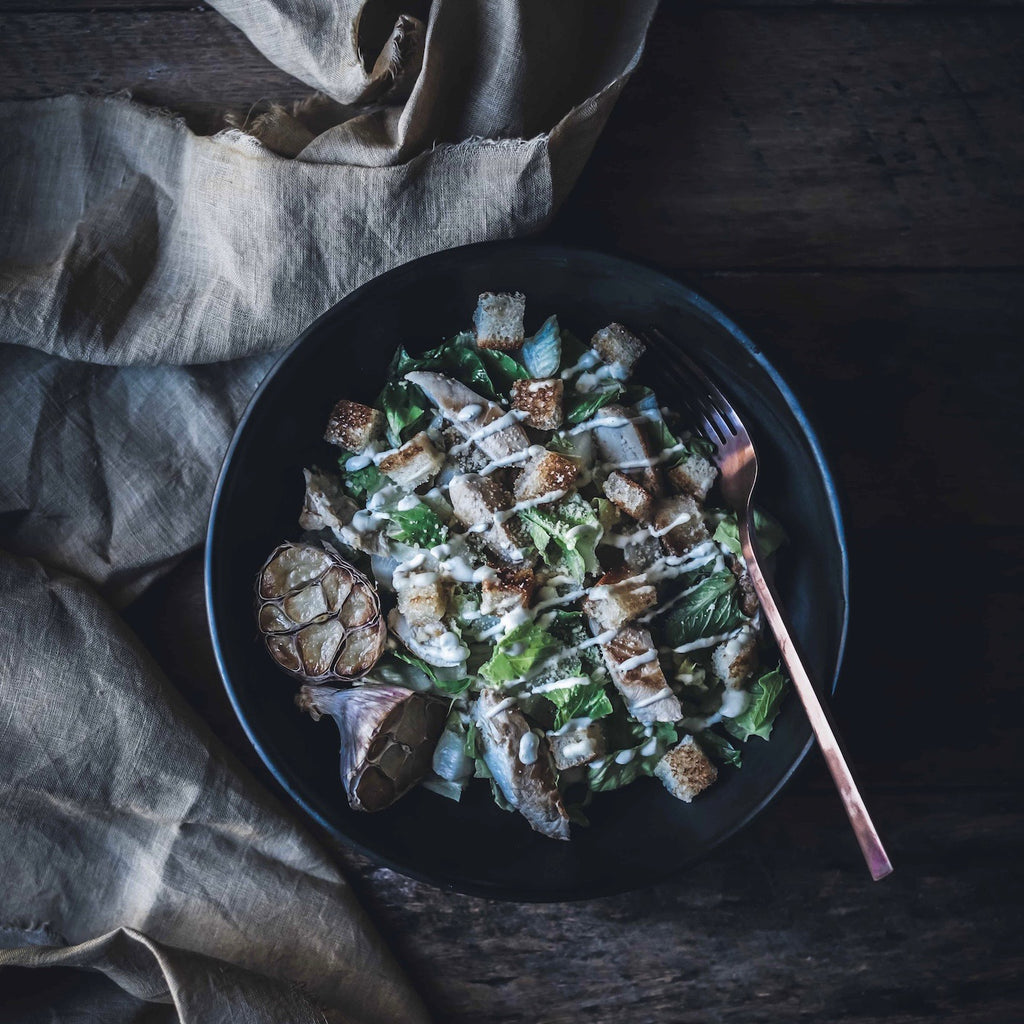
[554,8,1024,268]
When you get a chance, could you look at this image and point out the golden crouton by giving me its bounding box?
[378,431,444,488]
[653,495,709,556]
[396,573,448,627]
[510,378,564,430]
[481,566,536,616]
[667,450,718,501]
[603,470,653,522]
[583,566,657,631]
[513,450,579,503]
[473,292,526,352]
[654,737,718,803]
[324,399,384,451]
[590,323,645,376]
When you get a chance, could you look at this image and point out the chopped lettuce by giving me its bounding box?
[588,722,678,792]
[479,348,530,399]
[521,314,561,378]
[393,650,473,695]
[695,728,743,767]
[386,503,449,549]
[337,451,386,500]
[714,509,787,559]
[564,385,623,426]
[478,621,562,686]
[547,609,604,675]
[724,666,789,742]
[518,495,602,582]
[543,677,613,730]
[377,379,432,447]
[663,571,748,648]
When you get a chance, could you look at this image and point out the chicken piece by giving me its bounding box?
[601,625,682,725]
[654,736,718,803]
[602,470,653,522]
[510,378,564,430]
[473,291,526,352]
[441,425,489,473]
[395,571,448,627]
[622,531,663,574]
[324,399,384,451]
[583,567,657,631]
[405,371,529,463]
[730,560,760,617]
[388,610,469,669]
[448,473,526,564]
[474,689,569,840]
[591,404,661,495]
[513,450,579,504]
[667,449,718,502]
[547,722,606,770]
[298,468,356,542]
[653,495,709,557]
[481,566,535,616]
[711,624,759,690]
[590,323,646,378]
[378,431,444,488]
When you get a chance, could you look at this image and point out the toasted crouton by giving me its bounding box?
[324,399,384,451]
[622,532,663,573]
[448,473,526,563]
[603,471,653,522]
[378,431,444,488]
[591,403,662,496]
[473,292,526,352]
[711,625,759,689]
[667,450,718,501]
[601,625,682,725]
[481,566,535,615]
[396,572,448,627]
[510,378,564,430]
[513,450,579,503]
[653,495,709,556]
[590,323,645,377]
[547,722,606,770]
[583,567,657,631]
[654,736,718,803]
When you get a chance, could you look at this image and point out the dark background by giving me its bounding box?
[4,1,1023,1021]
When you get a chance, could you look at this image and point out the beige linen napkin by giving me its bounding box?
[0,1,658,1020]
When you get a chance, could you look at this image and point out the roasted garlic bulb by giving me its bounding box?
[297,685,448,811]
[256,542,386,682]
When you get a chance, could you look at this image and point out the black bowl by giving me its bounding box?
[206,241,848,900]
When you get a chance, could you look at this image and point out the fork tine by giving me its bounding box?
[651,329,742,438]
[655,345,734,444]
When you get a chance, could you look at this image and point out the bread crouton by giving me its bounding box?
[481,566,536,615]
[603,470,653,522]
[583,567,657,631]
[547,722,606,770]
[622,532,663,573]
[396,572,448,627]
[601,625,682,725]
[653,495,709,556]
[711,625,759,689]
[473,292,526,352]
[448,473,526,563]
[441,425,489,473]
[324,399,384,451]
[667,450,718,501]
[513,450,579,503]
[510,378,563,430]
[590,323,645,377]
[591,404,662,496]
[654,736,718,803]
[378,431,444,488]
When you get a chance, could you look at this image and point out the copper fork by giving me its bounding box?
[652,331,893,881]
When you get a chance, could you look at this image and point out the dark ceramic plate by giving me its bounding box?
[206,241,848,901]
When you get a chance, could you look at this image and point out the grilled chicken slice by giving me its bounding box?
[404,371,529,463]
[448,473,526,563]
[474,689,570,840]
[591,404,661,494]
[600,625,682,725]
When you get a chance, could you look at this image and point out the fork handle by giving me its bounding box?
[739,517,893,881]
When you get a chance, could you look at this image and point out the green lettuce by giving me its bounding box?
[543,677,613,730]
[663,571,748,648]
[547,609,604,675]
[564,385,623,426]
[386,504,449,549]
[337,452,385,500]
[518,495,602,582]
[588,722,678,792]
[724,667,789,742]
[478,621,562,685]
[392,650,472,695]
[713,509,787,559]
[695,729,743,767]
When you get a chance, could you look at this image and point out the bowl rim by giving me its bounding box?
[205,239,850,901]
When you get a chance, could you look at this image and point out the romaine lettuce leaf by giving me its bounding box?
[521,314,561,378]
[713,509,787,559]
[478,621,562,685]
[547,609,604,675]
[386,503,449,548]
[564,385,623,426]
[723,666,789,742]
[518,495,601,582]
[337,451,386,500]
[695,728,743,767]
[377,379,432,447]
[393,650,472,695]
[663,571,748,648]
[543,677,613,730]
[588,722,678,792]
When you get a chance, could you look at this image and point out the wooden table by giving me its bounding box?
[5,2,1022,1020]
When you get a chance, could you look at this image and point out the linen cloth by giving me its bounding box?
[0,0,658,1020]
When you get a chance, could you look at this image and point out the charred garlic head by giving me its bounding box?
[297,685,448,811]
[256,542,386,682]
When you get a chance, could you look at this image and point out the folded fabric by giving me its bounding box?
[0,0,659,1019]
